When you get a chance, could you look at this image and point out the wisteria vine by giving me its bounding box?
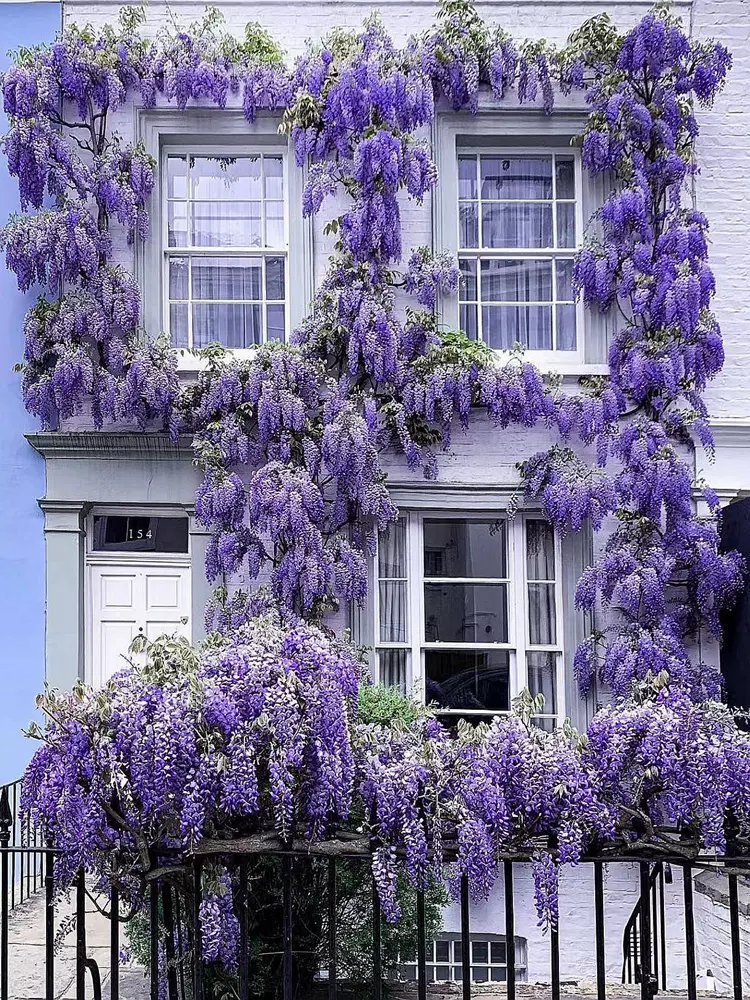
[3,0,748,952]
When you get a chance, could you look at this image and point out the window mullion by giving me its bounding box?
[187,255,194,350]
[411,512,425,705]
[554,527,566,721]
[511,518,528,701]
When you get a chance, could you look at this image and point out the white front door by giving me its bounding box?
[90,564,191,686]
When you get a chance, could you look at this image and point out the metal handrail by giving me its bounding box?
[622,860,671,996]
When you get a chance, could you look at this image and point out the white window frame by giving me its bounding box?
[456,146,584,358]
[374,510,565,726]
[402,934,528,984]
[434,109,611,373]
[136,108,313,369]
[162,145,291,350]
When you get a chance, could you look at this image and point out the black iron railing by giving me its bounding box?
[622,860,672,995]
[0,782,749,1000]
[0,779,44,912]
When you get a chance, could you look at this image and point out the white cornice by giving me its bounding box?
[26,432,194,460]
[706,419,750,447]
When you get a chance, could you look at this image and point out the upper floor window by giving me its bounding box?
[374,512,563,728]
[164,151,288,349]
[457,151,580,355]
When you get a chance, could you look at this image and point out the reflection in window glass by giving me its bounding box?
[92,516,188,553]
[423,519,507,578]
[425,649,510,713]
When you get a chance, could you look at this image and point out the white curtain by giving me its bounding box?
[378,650,408,694]
[527,651,557,715]
[526,521,556,645]
[378,519,408,643]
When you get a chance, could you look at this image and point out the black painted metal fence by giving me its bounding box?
[1,781,750,1000]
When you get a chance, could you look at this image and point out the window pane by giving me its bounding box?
[473,968,489,983]
[481,259,552,303]
[458,156,477,200]
[266,304,285,341]
[556,202,576,248]
[191,155,261,200]
[459,203,479,248]
[170,303,188,347]
[379,519,407,577]
[192,258,262,300]
[528,584,556,644]
[378,649,408,694]
[482,305,552,351]
[435,941,450,963]
[472,942,489,963]
[527,651,557,714]
[265,201,285,247]
[423,519,507,578]
[380,582,408,643]
[556,258,574,301]
[266,257,286,300]
[481,156,552,200]
[424,584,508,643]
[426,649,511,712]
[436,967,451,981]
[92,516,188,553]
[192,202,262,247]
[555,157,575,199]
[193,302,262,349]
[168,202,188,247]
[264,155,284,199]
[460,303,478,340]
[556,304,577,351]
[459,257,477,300]
[168,257,188,299]
[167,156,187,199]
[491,942,506,964]
[491,968,507,982]
[482,203,553,249]
[526,520,555,579]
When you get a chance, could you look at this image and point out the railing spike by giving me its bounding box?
[0,788,13,839]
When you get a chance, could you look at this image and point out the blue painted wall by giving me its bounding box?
[0,2,61,783]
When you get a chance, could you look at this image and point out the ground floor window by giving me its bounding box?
[374,511,563,726]
[401,935,528,983]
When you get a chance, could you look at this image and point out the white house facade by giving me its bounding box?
[21,0,750,991]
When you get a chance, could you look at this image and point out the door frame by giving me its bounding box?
[85,506,192,686]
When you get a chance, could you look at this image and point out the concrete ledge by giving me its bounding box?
[25,432,194,461]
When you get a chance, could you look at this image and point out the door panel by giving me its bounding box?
[99,621,138,683]
[91,564,191,686]
[101,575,136,608]
[146,574,182,609]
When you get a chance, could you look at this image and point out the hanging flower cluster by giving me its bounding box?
[22,622,750,952]
[521,10,741,700]
[0,6,288,430]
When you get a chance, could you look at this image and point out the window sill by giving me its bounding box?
[173,347,609,380]
[174,345,280,374]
